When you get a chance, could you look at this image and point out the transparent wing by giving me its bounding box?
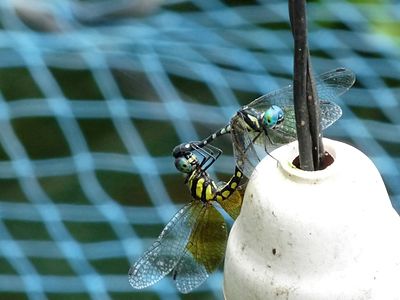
[230,114,264,178]
[320,101,342,130]
[316,67,356,101]
[174,204,227,293]
[128,201,203,289]
[249,67,355,112]
[173,248,208,294]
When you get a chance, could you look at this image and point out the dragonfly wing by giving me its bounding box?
[128,202,202,289]
[248,68,355,111]
[320,101,342,130]
[316,67,356,101]
[173,245,208,294]
[249,85,293,111]
[231,114,263,178]
[174,204,227,293]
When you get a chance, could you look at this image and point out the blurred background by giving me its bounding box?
[0,0,400,299]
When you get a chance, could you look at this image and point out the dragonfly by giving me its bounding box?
[173,67,355,178]
[129,143,244,293]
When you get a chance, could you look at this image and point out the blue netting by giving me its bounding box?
[0,0,400,299]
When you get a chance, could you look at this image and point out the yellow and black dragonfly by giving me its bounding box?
[129,143,244,293]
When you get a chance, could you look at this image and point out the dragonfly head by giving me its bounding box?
[174,153,198,174]
[262,105,284,129]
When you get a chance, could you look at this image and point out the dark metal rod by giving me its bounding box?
[289,0,313,171]
[289,0,324,171]
[306,59,324,169]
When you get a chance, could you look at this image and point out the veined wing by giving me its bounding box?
[174,204,227,293]
[128,201,203,290]
[173,246,208,294]
[231,113,263,178]
[316,67,356,102]
[320,101,342,130]
[248,68,355,112]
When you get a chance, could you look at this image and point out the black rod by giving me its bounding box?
[289,0,324,171]
[289,0,313,171]
[306,59,324,169]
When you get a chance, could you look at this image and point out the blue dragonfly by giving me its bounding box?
[173,67,355,178]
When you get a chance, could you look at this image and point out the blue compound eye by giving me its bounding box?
[174,157,194,173]
[263,105,284,128]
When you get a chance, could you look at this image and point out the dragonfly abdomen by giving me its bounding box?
[197,123,232,148]
[172,124,230,160]
[215,167,243,201]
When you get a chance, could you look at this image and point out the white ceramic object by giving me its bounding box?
[223,138,400,300]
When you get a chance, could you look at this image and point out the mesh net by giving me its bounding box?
[0,0,400,299]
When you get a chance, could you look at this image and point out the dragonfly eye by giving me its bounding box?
[174,156,195,173]
[172,142,192,158]
[263,105,284,128]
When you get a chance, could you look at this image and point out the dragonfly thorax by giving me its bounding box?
[262,105,284,129]
[239,106,264,131]
[187,169,218,203]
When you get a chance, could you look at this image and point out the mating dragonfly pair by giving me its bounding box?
[129,68,356,293]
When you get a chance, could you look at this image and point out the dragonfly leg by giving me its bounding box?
[191,143,222,172]
[241,131,262,160]
[263,131,278,161]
